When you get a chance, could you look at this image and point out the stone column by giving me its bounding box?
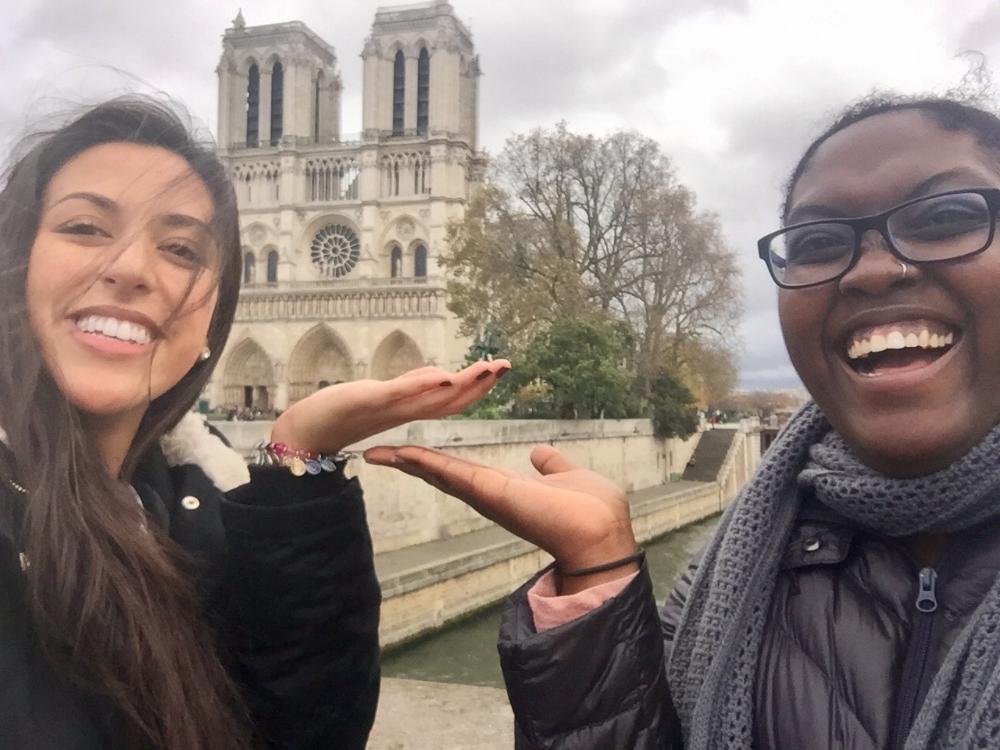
[216,63,231,149]
[361,44,382,135]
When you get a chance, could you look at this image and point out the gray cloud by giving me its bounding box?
[4,0,993,393]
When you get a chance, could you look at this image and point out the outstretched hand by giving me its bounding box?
[363,443,639,593]
[270,359,510,456]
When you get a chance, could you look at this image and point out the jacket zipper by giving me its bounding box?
[888,566,939,750]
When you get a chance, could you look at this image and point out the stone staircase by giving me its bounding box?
[682,428,738,483]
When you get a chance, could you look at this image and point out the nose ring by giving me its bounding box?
[898,260,908,280]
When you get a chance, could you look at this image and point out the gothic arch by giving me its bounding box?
[389,244,403,278]
[222,338,275,408]
[377,213,425,250]
[243,250,256,284]
[265,246,279,283]
[246,61,260,146]
[417,45,430,135]
[239,55,261,75]
[412,243,428,278]
[371,331,424,380]
[241,221,277,249]
[392,48,405,136]
[302,212,358,242]
[269,59,284,145]
[287,325,354,402]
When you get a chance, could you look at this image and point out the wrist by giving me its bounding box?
[554,534,641,595]
[557,561,640,596]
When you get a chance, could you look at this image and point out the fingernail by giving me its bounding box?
[495,367,510,379]
[439,380,454,387]
[476,370,492,381]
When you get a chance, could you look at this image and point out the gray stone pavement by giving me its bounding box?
[368,678,514,750]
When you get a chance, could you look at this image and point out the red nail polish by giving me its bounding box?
[496,367,510,379]
[439,380,454,387]
[476,370,491,381]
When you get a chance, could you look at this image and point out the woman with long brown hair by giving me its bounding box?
[0,96,508,749]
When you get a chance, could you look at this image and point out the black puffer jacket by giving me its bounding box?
[498,491,1000,749]
[0,415,380,750]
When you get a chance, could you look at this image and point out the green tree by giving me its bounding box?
[507,316,638,419]
[648,369,699,439]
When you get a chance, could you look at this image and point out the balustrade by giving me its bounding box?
[235,282,446,322]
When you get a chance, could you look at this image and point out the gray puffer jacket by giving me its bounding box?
[498,491,1000,749]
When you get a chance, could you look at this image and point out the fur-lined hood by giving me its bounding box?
[159,411,250,493]
[0,413,250,494]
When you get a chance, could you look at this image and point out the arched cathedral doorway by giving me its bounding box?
[371,331,424,380]
[223,339,275,408]
[287,325,354,403]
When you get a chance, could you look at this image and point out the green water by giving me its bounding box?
[381,515,720,688]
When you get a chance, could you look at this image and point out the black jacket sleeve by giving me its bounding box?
[220,466,381,750]
[497,562,682,750]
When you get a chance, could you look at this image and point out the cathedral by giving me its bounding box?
[207,0,483,411]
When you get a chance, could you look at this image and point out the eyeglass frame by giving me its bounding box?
[757,187,1000,289]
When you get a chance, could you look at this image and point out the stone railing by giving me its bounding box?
[715,419,761,508]
[235,280,447,322]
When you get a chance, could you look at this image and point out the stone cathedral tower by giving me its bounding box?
[209,1,483,412]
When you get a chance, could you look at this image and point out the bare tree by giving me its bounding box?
[442,123,743,398]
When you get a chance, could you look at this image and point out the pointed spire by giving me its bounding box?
[232,8,246,30]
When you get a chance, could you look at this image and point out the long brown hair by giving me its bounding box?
[0,98,252,748]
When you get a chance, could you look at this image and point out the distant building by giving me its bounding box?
[208,1,484,410]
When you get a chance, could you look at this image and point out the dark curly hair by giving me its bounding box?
[782,94,1000,223]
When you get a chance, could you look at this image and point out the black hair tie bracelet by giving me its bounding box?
[560,548,646,577]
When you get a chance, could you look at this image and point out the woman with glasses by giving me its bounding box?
[368,94,1000,749]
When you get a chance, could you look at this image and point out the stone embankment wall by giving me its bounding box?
[216,418,760,646]
[216,418,702,553]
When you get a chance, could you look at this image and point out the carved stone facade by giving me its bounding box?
[209,1,484,410]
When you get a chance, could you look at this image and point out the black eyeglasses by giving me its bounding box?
[757,188,1000,289]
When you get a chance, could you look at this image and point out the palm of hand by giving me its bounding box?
[270,361,509,454]
[364,444,636,571]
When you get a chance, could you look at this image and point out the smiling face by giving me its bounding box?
[26,142,219,427]
[780,110,1000,476]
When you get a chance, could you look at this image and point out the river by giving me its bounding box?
[381,514,720,688]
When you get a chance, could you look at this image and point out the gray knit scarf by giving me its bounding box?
[667,401,1000,750]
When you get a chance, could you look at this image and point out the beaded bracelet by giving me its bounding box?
[254,441,354,477]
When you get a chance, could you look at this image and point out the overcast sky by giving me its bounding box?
[4,0,1000,390]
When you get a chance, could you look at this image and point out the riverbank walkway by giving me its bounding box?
[368,427,750,746]
[374,478,716,646]
[369,479,718,747]
[374,479,709,587]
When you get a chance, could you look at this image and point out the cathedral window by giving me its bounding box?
[243,251,256,284]
[393,161,401,196]
[310,224,360,278]
[246,64,260,146]
[270,61,284,145]
[417,48,430,135]
[393,50,405,136]
[391,246,402,278]
[414,245,427,278]
[266,250,279,283]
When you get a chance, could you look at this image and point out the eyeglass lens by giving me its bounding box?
[767,191,993,287]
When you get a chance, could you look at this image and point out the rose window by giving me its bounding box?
[310,224,360,278]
